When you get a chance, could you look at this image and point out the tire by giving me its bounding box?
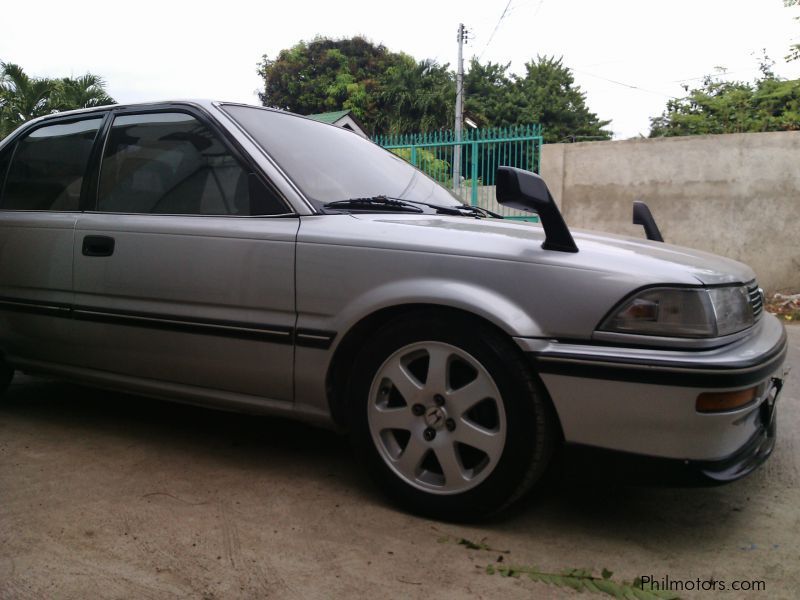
[347,311,557,521]
[0,355,13,398]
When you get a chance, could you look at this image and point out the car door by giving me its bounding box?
[0,115,104,367]
[71,108,298,403]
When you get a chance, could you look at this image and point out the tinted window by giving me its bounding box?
[1,118,102,211]
[98,112,284,215]
[222,104,461,209]
[0,143,11,199]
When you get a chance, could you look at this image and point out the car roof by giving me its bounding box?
[39,100,305,118]
[0,100,362,154]
[14,100,303,129]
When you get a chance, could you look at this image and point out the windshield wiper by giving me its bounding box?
[323,196,425,213]
[324,195,504,219]
[382,197,503,218]
[454,203,504,219]
[402,198,504,219]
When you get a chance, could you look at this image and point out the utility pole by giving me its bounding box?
[453,23,468,193]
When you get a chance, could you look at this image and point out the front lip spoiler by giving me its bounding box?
[559,426,774,487]
[696,421,775,482]
[552,376,784,487]
[696,377,781,482]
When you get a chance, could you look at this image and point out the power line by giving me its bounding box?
[571,68,678,98]
[671,69,757,83]
[506,0,545,18]
[573,62,747,86]
[479,0,513,60]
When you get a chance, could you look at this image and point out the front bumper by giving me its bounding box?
[697,376,781,481]
[515,314,788,465]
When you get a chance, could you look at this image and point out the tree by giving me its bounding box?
[0,63,57,137]
[463,59,524,128]
[258,36,385,119]
[1,62,115,138]
[52,74,114,111]
[258,39,611,141]
[258,36,453,136]
[515,56,612,143]
[375,55,453,134]
[464,56,611,143]
[649,60,800,137]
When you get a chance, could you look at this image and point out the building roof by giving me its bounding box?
[306,110,352,124]
[306,109,368,138]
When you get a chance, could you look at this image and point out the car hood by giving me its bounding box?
[349,214,756,286]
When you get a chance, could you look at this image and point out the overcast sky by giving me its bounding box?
[2,0,798,139]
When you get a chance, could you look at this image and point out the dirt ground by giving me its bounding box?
[1,325,798,599]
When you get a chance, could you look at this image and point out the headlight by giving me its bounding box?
[600,285,754,338]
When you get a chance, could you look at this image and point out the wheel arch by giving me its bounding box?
[326,303,536,430]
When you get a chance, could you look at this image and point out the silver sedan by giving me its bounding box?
[0,101,788,520]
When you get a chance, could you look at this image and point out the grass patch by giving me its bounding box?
[766,293,800,322]
[486,563,681,599]
[440,534,681,599]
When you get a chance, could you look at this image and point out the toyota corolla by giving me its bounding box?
[0,101,788,520]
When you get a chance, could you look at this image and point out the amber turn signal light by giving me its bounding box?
[696,386,758,413]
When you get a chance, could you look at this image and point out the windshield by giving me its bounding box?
[221,104,462,210]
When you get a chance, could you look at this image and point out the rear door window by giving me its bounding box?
[1,118,103,211]
[97,112,285,215]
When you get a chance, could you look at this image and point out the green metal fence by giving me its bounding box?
[374,124,544,221]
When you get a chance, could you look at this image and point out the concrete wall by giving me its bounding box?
[539,131,800,292]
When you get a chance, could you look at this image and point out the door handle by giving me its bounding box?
[82,235,115,257]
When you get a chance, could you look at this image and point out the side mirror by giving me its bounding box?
[496,166,578,253]
[632,201,664,242]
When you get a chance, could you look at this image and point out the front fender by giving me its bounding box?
[320,277,543,344]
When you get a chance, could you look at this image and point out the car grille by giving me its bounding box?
[747,280,764,320]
